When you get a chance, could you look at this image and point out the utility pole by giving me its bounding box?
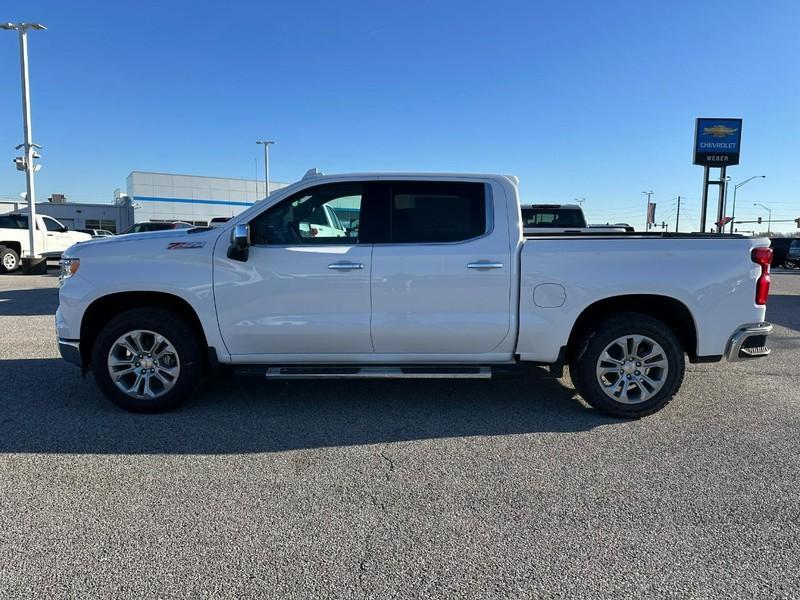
[256,140,275,198]
[675,196,681,232]
[2,22,47,273]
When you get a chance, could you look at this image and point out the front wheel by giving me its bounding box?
[0,246,20,272]
[569,313,685,418]
[91,308,202,413]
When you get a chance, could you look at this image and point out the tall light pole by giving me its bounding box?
[730,175,766,233]
[753,203,772,236]
[2,22,46,272]
[642,190,654,230]
[256,140,275,198]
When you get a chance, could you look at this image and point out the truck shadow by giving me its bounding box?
[0,285,59,316]
[766,294,800,333]
[0,359,614,454]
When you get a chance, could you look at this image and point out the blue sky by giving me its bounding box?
[1,0,798,231]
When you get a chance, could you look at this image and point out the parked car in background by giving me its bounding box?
[0,213,91,272]
[121,222,193,235]
[769,237,796,268]
[77,228,115,239]
[57,171,773,418]
[209,217,231,226]
[784,239,800,268]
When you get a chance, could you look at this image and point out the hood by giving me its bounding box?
[64,227,222,257]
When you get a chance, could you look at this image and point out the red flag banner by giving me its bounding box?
[647,202,656,225]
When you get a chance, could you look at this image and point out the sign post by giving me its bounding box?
[694,118,742,233]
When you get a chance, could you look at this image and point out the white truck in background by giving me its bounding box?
[0,213,91,272]
[520,203,627,234]
[56,172,774,418]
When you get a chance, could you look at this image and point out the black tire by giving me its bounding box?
[91,308,202,413]
[0,246,20,272]
[569,312,685,418]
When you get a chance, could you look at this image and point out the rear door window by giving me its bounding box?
[0,215,28,229]
[388,181,486,243]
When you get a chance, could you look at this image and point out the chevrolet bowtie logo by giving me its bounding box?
[703,125,738,138]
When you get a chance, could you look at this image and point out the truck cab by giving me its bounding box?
[0,213,91,272]
[521,204,588,233]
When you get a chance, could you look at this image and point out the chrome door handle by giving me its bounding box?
[467,262,504,269]
[328,262,364,270]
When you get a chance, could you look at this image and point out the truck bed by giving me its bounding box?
[516,233,768,364]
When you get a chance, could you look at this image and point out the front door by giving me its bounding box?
[213,181,375,358]
[41,215,74,255]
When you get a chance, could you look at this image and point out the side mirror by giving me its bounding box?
[227,223,250,261]
[59,226,69,233]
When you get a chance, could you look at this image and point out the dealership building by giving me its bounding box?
[123,171,289,226]
[0,196,135,233]
[1,171,290,234]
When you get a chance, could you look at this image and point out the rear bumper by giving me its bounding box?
[725,322,772,362]
[58,338,82,367]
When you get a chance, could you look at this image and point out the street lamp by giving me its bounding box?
[753,203,772,236]
[642,190,654,230]
[256,140,275,198]
[2,22,47,273]
[730,176,766,233]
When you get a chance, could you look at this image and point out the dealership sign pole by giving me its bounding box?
[694,118,742,233]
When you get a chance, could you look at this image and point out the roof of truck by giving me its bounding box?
[299,170,519,184]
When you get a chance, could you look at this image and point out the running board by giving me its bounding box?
[264,366,493,379]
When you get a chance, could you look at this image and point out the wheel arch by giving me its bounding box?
[566,294,699,362]
[80,291,209,366]
[0,241,22,255]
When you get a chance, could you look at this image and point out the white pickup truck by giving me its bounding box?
[0,213,91,271]
[56,172,774,417]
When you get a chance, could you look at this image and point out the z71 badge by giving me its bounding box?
[167,241,206,250]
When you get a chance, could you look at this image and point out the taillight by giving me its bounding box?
[751,247,773,305]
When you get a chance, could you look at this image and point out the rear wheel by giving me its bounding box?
[569,312,685,418]
[91,308,202,413]
[0,246,20,272]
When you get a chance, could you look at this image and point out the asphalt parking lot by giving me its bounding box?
[1,270,798,598]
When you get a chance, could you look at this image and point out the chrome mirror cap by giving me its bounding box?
[227,224,250,261]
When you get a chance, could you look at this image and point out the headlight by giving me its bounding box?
[59,257,80,283]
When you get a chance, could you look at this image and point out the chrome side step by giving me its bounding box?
[264,366,493,379]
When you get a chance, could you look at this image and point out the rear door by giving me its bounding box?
[370,180,513,355]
